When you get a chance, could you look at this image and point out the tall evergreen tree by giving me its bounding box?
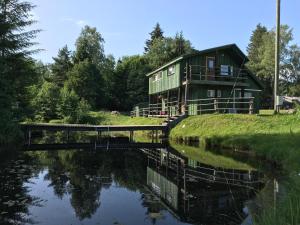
[247,24,268,72]
[51,45,72,87]
[144,23,164,53]
[0,0,40,144]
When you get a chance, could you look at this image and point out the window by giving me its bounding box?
[207,90,215,98]
[221,65,234,76]
[208,60,214,69]
[217,90,222,98]
[167,65,175,76]
[154,72,162,81]
[221,65,229,76]
[245,92,252,98]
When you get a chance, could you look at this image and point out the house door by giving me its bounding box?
[206,57,215,80]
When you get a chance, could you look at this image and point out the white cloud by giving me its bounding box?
[76,20,87,28]
[61,18,88,28]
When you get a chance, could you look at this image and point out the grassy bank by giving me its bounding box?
[170,113,300,224]
[48,111,163,126]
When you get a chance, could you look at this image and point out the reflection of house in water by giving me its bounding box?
[142,147,265,225]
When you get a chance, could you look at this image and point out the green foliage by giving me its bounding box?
[0,0,40,146]
[51,45,73,87]
[144,23,164,53]
[146,32,194,69]
[66,59,103,108]
[31,81,60,121]
[112,55,150,110]
[57,87,91,124]
[73,25,105,66]
[247,24,300,99]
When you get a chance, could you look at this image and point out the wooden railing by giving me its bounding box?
[185,65,248,83]
[131,97,254,117]
[187,97,254,115]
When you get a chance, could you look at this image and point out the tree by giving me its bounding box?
[246,24,300,102]
[31,81,60,121]
[112,55,151,110]
[51,45,72,87]
[172,32,193,57]
[144,23,164,53]
[65,59,103,108]
[146,33,194,69]
[0,0,40,145]
[57,86,91,123]
[247,24,268,73]
[101,54,116,108]
[73,25,105,66]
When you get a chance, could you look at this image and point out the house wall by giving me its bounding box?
[180,50,240,72]
[149,63,181,95]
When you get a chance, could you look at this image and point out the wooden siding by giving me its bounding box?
[149,63,180,94]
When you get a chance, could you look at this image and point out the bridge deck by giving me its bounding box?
[21,123,168,132]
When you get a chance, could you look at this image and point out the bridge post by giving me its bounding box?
[28,129,31,145]
[66,129,70,143]
[129,131,134,142]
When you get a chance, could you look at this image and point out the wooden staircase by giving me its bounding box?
[161,114,187,129]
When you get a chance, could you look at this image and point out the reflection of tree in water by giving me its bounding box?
[36,148,147,220]
[0,153,42,225]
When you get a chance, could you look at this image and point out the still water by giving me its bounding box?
[0,138,265,225]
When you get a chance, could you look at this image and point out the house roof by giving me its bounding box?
[146,44,249,77]
[146,43,264,89]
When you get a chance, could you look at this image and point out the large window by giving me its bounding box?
[167,65,175,76]
[220,65,233,76]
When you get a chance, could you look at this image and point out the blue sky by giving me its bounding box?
[29,0,300,63]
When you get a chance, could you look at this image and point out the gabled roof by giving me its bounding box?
[146,44,248,77]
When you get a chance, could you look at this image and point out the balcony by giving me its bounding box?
[184,65,249,86]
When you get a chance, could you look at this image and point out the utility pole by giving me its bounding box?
[274,0,281,113]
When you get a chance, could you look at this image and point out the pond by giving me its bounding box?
[0,135,268,225]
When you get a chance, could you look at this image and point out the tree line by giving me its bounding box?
[0,0,300,146]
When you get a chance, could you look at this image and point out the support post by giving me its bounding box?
[184,63,189,115]
[274,0,281,114]
[249,98,254,114]
[214,99,218,113]
[129,131,134,142]
[28,129,31,145]
[67,129,70,143]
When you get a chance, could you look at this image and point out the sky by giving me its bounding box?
[29,0,300,63]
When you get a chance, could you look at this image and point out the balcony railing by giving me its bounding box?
[184,65,248,83]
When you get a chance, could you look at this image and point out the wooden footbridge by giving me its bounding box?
[20,123,168,145]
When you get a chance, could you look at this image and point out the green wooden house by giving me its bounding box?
[145,44,263,116]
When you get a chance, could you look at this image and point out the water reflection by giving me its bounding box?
[0,140,265,225]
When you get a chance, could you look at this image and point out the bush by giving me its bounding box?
[31,81,60,122]
[57,87,93,124]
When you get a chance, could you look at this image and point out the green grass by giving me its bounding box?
[170,142,253,170]
[46,111,163,125]
[88,111,163,125]
[170,113,300,225]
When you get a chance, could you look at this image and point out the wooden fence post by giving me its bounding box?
[249,98,254,114]
[214,99,218,113]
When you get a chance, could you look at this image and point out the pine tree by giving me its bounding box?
[51,45,72,87]
[144,23,164,53]
[0,0,40,144]
[246,24,268,72]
